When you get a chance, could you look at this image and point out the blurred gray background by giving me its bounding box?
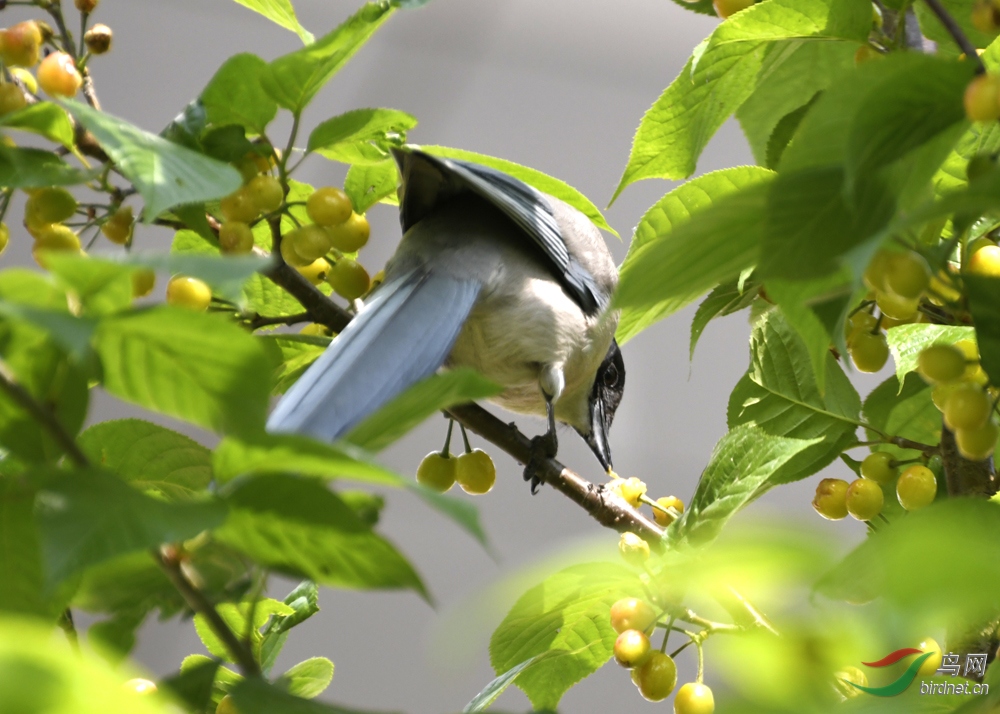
[1,1,886,711]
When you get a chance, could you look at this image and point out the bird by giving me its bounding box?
[266,147,625,491]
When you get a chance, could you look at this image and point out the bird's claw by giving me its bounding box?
[523,431,558,495]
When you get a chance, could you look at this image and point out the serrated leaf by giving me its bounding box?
[0,144,93,187]
[277,657,334,698]
[33,468,226,587]
[193,598,294,663]
[200,53,278,134]
[78,419,212,500]
[885,323,975,388]
[612,0,870,199]
[308,108,417,157]
[966,275,1000,387]
[689,277,758,359]
[261,580,320,673]
[261,3,396,113]
[614,168,774,343]
[231,0,314,44]
[344,160,399,213]
[94,307,274,438]
[63,100,242,219]
[844,57,973,194]
[463,653,554,713]
[260,334,330,393]
[736,40,854,165]
[672,425,821,546]
[232,677,401,714]
[419,144,617,237]
[215,474,427,598]
[346,369,503,452]
[161,658,220,712]
[862,373,941,462]
[0,101,74,148]
[489,562,638,711]
[727,311,861,486]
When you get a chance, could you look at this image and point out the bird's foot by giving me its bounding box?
[523,431,558,495]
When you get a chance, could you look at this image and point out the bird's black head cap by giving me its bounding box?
[581,339,625,471]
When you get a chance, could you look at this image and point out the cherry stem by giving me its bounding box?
[442,418,454,458]
[459,422,472,454]
[696,639,705,684]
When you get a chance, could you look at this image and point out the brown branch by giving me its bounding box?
[445,402,666,541]
[921,0,986,72]
[0,358,89,467]
[941,426,996,497]
[154,548,261,677]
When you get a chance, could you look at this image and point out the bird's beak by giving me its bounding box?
[584,397,613,472]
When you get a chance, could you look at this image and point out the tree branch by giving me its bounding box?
[922,0,986,72]
[247,310,312,330]
[154,548,261,677]
[941,426,996,497]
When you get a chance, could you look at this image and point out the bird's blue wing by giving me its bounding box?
[393,148,605,315]
[267,269,481,442]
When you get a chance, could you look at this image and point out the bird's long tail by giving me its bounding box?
[266,269,481,441]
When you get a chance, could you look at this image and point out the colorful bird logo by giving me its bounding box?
[844,648,935,697]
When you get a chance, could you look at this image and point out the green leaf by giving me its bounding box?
[261,580,320,674]
[94,307,274,438]
[689,277,758,360]
[611,0,870,199]
[0,145,93,187]
[862,373,941,462]
[346,369,503,452]
[885,323,975,388]
[0,272,89,463]
[419,145,618,237]
[463,653,555,713]
[277,657,334,698]
[344,160,399,213]
[232,677,401,714]
[261,3,396,113]
[308,108,417,157]
[213,434,403,485]
[844,57,973,193]
[671,424,821,546]
[0,101,74,148]
[489,562,638,711]
[194,598,294,662]
[0,300,96,360]
[42,253,134,316]
[261,334,330,394]
[0,477,47,616]
[727,311,862,487]
[817,499,1000,620]
[758,166,895,280]
[0,618,179,714]
[200,53,278,135]
[63,99,243,219]
[214,473,428,597]
[231,0,314,44]
[915,0,999,57]
[34,468,226,586]
[78,419,212,500]
[614,169,775,342]
[966,275,1000,387]
[161,658,220,713]
[736,40,855,165]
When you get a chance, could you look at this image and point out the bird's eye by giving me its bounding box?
[603,364,619,388]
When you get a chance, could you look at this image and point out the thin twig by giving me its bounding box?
[57,608,80,652]
[922,0,986,72]
[154,548,261,677]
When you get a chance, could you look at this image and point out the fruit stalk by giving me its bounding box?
[921,0,985,72]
